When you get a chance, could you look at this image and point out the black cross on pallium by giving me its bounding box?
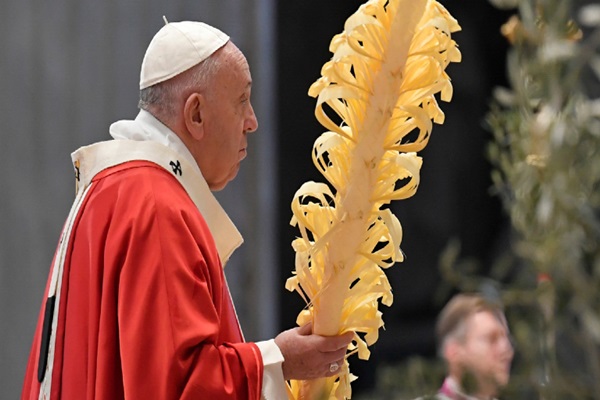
[170,160,182,176]
[73,161,80,181]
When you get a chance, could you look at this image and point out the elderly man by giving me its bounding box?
[21,20,353,400]
[425,293,514,400]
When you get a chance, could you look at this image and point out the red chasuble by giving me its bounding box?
[22,159,263,399]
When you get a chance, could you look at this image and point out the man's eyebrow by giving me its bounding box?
[240,82,252,97]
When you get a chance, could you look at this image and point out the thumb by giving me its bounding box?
[297,322,313,336]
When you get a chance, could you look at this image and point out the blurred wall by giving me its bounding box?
[0,0,277,398]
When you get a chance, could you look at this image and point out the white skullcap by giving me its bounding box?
[139,20,230,90]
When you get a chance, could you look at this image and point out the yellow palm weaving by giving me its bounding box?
[286,0,461,398]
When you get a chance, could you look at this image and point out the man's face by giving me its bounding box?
[196,44,258,191]
[459,310,514,392]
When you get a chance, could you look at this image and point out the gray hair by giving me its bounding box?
[138,44,226,121]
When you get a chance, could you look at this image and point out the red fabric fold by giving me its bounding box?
[22,161,262,400]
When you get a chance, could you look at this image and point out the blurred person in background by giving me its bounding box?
[418,293,514,400]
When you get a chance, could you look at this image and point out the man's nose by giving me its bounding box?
[245,104,258,133]
[501,334,515,355]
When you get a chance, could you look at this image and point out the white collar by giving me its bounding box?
[95,109,243,266]
[109,109,199,173]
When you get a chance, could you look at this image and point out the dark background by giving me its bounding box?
[276,1,513,394]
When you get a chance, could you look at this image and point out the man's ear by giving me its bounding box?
[444,339,461,364]
[183,93,205,141]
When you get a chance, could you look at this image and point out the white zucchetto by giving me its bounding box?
[139,20,230,90]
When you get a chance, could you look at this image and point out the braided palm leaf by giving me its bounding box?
[285,0,461,398]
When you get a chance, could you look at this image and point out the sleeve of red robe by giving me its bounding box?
[22,161,263,400]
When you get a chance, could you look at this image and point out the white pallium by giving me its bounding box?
[285,0,461,398]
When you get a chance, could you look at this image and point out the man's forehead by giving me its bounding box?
[227,48,252,77]
[467,310,508,333]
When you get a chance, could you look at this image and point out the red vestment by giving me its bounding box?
[22,159,263,399]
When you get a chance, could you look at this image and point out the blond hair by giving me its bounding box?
[436,293,505,356]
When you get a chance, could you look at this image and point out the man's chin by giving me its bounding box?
[209,171,239,192]
[208,179,229,192]
[495,370,511,387]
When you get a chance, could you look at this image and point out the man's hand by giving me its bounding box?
[274,323,354,381]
